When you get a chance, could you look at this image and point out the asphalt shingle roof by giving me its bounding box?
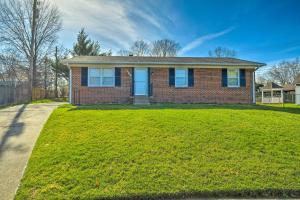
[63,56,265,67]
[263,82,283,89]
[282,84,295,91]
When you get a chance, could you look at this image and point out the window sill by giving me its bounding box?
[227,86,241,88]
[87,86,116,88]
[174,86,189,89]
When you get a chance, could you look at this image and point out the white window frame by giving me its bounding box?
[227,68,240,88]
[88,68,115,87]
[175,68,188,88]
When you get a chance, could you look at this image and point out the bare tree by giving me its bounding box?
[130,40,149,56]
[208,47,236,57]
[256,74,269,84]
[0,0,62,92]
[151,39,180,57]
[0,53,27,82]
[267,58,300,85]
[117,49,132,56]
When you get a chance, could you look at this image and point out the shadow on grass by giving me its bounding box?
[66,103,300,115]
[88,189,300,199]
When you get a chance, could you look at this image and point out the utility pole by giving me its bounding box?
[44,57,48,98]
[29,0,38,100]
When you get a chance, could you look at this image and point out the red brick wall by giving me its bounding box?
[150,68,253,104]
[71,67,132,104]
[71,67,254,104]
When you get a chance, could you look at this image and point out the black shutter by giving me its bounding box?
[221,68,227,87]
[115,68,121,87]
[148,68,152,96]
[240,69,246,87]
[188,68,194,87]
[131,67,134,96]
[81,67,88,86]
[169,68,175,86]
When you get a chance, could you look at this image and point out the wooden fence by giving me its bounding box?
[0,81,69,106]
[0,82,31,106]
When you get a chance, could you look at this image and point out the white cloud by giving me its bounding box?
[52,0,173,52]
[278,45,300,53]
[179,27,235,55]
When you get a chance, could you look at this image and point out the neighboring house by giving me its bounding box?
[282,84,295,94]
[296,75,300,105]
[282,84,296,103]
[63,56,265,105]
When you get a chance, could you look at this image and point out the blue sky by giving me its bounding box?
[53,0,300,73]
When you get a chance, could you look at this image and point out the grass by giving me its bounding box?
[0,98,67,109]
[16,103,300,199]
[30,97,67,104]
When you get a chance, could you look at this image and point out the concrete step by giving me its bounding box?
[134,96,150,105]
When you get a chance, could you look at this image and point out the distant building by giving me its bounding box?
[296,75,300,105]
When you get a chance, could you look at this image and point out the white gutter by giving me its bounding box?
[64,61,264,67]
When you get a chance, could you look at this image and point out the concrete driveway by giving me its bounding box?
[0,102,64,200]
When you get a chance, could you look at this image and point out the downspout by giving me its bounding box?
[68,64,72,104]
[252,69,256,104]
[252,66,261,104]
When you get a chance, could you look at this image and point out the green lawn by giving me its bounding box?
[16,104,300,199]
[31,97,68,104]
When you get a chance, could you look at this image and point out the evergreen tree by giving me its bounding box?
[72,28,110,56]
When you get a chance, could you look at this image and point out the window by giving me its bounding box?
[227,68,239,87]
[102,68,114,86]
[89,68,101,86]
[88,68,115,87]
[175,68,188,87]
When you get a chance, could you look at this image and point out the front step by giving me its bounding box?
[133,96,150,105]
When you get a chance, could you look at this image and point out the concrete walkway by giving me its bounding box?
[0,102,64,200]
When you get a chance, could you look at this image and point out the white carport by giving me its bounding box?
[262,82,283,104]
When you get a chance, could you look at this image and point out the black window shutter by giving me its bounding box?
[240,69,246,87]
[81,67,88,86]
[188,68,194,87]
[148,68,152,96]
[221,68,228,87]
[169,68,175,86]
[115,68,121,87]
[131,67,134,96]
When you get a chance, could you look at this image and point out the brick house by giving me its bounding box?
[63,56,265,104]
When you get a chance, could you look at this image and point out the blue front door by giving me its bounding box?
[134,68,148,96]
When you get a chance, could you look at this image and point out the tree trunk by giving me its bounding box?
[30,0,37,100]
[44,59,48,98]
[54,46,58,98]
